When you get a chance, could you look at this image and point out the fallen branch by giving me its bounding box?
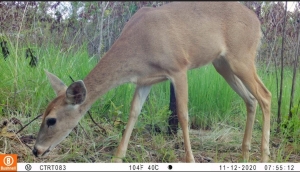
[16,114,42,134]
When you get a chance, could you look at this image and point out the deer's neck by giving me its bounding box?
[79,51,134,116]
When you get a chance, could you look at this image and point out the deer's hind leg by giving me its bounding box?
[213,57,258,162]
[215,53,271,162]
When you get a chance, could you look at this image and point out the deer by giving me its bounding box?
[32,2,271,163]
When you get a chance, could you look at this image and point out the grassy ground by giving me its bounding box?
[0,43,299,163]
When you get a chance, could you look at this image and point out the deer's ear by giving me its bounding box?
[45,70,67,96]
[66,80,87,105]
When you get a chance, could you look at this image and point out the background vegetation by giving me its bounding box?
[0,1,299,162]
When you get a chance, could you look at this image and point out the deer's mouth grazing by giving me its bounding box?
[41,146,51,157]
[33,145,52,158]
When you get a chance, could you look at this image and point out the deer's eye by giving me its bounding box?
[47,118,56,127]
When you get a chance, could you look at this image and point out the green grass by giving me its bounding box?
[0,42,300,163]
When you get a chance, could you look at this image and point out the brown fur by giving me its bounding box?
[42,94,66,120]
[33,2,271,163]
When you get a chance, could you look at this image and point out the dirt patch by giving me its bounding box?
[0,118,299,163]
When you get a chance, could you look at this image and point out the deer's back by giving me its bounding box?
[116,2,261,71]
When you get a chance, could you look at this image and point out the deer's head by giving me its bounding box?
[32,71,87,157]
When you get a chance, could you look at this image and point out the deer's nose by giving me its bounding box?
[32,147,38,157]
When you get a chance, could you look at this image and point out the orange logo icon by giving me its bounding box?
[0,154,17,172]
